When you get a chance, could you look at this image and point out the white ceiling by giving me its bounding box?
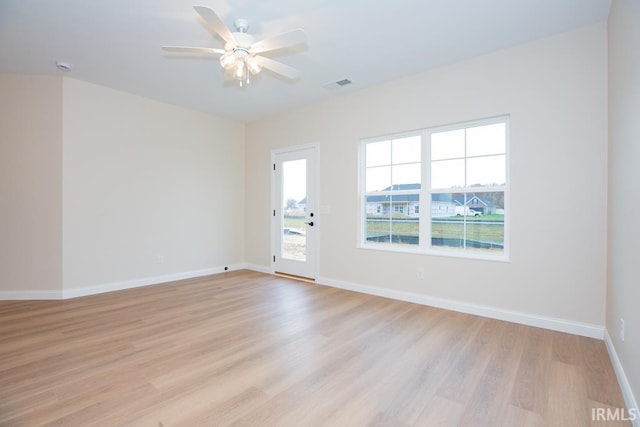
[0,0,611,122]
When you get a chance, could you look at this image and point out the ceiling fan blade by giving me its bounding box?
[251,29,307,54]
[193,6,236,44]
[256,56,301,80]
[162,46,225,55]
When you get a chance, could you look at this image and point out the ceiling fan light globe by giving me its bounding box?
[246,57,262,75]
[233,61,247,81]
[220,53,236,70]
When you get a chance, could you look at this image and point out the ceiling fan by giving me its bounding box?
[163,6,307,86]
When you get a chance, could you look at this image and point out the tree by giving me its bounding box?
[285,198,298,210]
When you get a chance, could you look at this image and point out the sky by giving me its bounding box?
[282,158,307,204]
[366,122,506,191]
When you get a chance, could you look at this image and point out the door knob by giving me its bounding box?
[305,221,314,227]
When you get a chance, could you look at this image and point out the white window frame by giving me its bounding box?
[359,130,423,253]
[358,116,509,262]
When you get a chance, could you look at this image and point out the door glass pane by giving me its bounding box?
[282,159,306,261]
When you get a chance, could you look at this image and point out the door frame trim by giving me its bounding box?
[270,142,320,280]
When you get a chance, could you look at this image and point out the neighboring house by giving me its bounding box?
[366,184,497,217]
[366,184,420,217]
[453,194,497,215]
[297,197,307,212]
[431,193,458,218]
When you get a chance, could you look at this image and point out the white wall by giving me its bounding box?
[246,23,608,326]
[62,78,245,291]
[607,0,640,413]
[0,75,63,295]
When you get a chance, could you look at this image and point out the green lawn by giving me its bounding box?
[367,215,504,244]
[284,216,306,230]
[432,221,504,243]
[442,214,504,222]
[286,214,504,244]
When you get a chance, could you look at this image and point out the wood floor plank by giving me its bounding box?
[281,305,436,426]
[456,322,527,426]
[580,336,628,408]
[435,317,505,404]
[195,386,272,426]
[412,395,466,426]
[0,270,630,426]
[502,405,546,427]
[510,326,554,414]
[546,361,591,426]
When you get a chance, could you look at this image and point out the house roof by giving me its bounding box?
[367,184,497,207]
[367,183,420,203]
[466,195,495,207]
[367,194,419,203]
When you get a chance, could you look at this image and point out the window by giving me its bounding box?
[363,134,421,247]
[360,117,508,259]
[393,204,405,214]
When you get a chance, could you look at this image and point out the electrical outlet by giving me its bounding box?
[156,255,165,264]
[416,268,425,280]
[620,318,625,342]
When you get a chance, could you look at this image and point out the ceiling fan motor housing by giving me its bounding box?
[233,18,249,33]
[230,31,255,49]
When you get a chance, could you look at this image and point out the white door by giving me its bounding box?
[272,145,317,280]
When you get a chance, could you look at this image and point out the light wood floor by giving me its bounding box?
[0,270,629,426]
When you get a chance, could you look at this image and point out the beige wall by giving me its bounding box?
[0,75,63,294]
[62,78,245,291]
[607,0,640,410]
[0,23,613,341]
[246,23,608,325]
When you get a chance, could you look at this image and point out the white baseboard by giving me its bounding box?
[0,263,247,300]
[5,268,604,341]
[316,276,604,339]
[241,263,273,274]
[63,263,249,299]
[0,290,63,300]
[0,265,605,340]
[604,330,640,427]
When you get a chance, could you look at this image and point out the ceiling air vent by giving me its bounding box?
[323,79,352,90]
[55,61,72,72]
